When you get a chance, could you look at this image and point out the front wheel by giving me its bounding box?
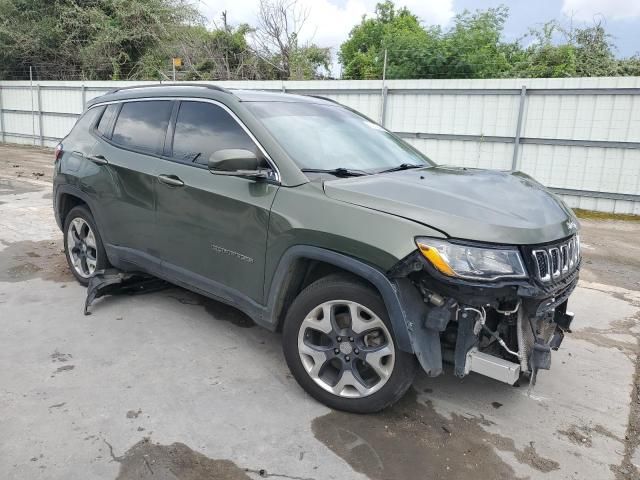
[283,275,417,413]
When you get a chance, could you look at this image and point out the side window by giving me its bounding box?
[70,106,103,135]
[172,101,257,165]
[112,101,172,154]
[96,104,119,138]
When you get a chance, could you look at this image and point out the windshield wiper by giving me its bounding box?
[377,163,424,174]
[301,168,369,177]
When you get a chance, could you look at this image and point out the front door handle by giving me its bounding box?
[158,174,184,187]
[87,154,108,165]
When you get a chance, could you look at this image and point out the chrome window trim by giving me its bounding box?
[89,97,282,183]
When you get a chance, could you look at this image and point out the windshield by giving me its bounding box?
[245,101,434,172]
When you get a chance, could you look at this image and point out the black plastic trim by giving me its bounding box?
[264,245,414,351]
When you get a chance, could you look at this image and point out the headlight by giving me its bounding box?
[415,238,527,281]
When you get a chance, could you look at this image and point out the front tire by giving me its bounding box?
[63,205,108,285]
[283,274,417,413]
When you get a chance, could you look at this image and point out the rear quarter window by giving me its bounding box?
[112,100,173,154]
[96,104,119,138]
[68,107,103,137]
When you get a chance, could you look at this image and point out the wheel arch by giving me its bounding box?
[266,245,414,352]
[55,185,112,248]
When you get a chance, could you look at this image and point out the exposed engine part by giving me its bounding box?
[456,305,486,335]
[480,324,521,359]
[495,299,521,315]
[426,292,445,307]
[465,348,520,385]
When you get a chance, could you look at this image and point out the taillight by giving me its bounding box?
[55,143,63,162]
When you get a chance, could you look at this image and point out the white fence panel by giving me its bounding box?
[0,77,639,214]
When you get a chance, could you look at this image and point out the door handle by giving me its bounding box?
[157,174,184,187]
[87,154,108,165]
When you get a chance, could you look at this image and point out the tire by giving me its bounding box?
[63,205,109,286]
[283,274,417,413]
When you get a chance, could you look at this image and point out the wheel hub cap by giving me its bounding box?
[339,342,353,355]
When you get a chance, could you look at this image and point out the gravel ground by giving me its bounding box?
[0,145,639,480]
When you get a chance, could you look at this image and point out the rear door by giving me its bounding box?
[90,100,173,262]
[154,99,279,304]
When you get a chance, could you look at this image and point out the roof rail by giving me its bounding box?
[106,83,231,95]
[305,94,340,105]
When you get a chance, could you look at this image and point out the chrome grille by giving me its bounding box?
[532,235,580,283]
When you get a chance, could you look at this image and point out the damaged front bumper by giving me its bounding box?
[390,245,579,386]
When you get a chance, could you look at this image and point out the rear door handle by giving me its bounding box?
[157,174,184,187]
[87,154,108,165]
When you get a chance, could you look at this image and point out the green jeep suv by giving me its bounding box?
[53,84,580,413]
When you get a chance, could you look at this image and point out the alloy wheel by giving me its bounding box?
[297,300,395,398]
[66,217,98,278]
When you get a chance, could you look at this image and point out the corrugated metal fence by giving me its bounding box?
[1,77,639,214]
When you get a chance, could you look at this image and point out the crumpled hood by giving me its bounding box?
[323,166,579,245]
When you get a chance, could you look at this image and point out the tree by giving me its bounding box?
[0,0,201,80]
[339,3,517,79]
[253,0,331,79]
[339,1,430,79]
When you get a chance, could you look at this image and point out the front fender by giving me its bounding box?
[264,245,414,352]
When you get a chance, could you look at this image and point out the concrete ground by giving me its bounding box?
[0,144,639,480]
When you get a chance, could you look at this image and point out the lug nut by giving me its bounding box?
[354,348,359,354]
[334,348,339,354]
[337,336,342,342]
[349,337,354,342]
[345,355,350,362]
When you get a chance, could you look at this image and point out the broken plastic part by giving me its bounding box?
[84,268,169,315]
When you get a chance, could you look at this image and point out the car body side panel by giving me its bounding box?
[154,159,279,303]
[264,182,446,299]
[88,139,159,257]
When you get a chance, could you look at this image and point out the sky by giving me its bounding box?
[199,0,640,74]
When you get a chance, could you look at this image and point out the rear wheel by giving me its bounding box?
[283,275,417,413]
[63,205,108,285]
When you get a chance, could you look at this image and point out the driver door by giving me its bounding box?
[154,100,279,305]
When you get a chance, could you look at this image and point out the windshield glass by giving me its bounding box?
[246,101,433,171]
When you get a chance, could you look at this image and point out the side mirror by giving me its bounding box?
[208,149,269,179]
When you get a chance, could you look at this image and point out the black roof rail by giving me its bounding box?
[305,94,341,104]
[106,83,232,95]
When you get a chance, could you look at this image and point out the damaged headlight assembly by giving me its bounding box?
[415,237,527,281]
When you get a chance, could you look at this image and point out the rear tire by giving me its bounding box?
[283,274,417,413]
[63,205,108,286]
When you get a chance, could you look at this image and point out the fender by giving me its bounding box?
[264,245,414,352]
[54,184,110,242]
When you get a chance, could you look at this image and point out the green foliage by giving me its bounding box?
[339,1,640,80]
[0,0,201,79]
[0,0,637,80]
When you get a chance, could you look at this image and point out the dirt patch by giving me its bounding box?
[568,313,640,360]
[126,409,142,419]
[558,423,621,449]
[612,350,640,479]
[110,438,251,480]
[0,239,73,283]
[312,389,559,480]
[0,177,43,196]
[579,219,640,291]
[575,209,640,223]
[51,351,73,362]
[52,365,74,375]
